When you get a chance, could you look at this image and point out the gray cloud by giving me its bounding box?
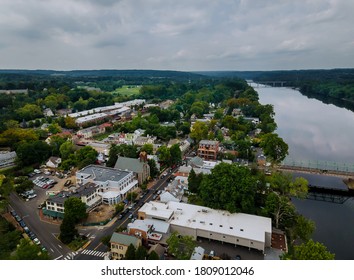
[0,0,353,70]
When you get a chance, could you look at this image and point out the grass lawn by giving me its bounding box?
[113,85,141,96]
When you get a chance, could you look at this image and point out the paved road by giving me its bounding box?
[9,192,72,259]
[73,168,176,260]
[9,167,177,261]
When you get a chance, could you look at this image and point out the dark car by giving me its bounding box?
[19,220,26,228]
[10,210,17,216]
[64,179,71,186]
[117,214,123,220]
[235,255,242,260]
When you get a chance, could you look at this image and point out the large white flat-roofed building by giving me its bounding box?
[138,201,272,252]
[76,165,138,205]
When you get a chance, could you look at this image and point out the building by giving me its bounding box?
[114,153,150,185]
[76,165,138,205]
[46,157,62,168]
[197,140,219,160]
[0,151,17,169]
[76,125,106,139]
[110,232,142,260]
[43,108,54,117]
[138,201,272,252]
[43,182,101,219]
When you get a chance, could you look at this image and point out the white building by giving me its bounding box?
[44,182,101,219]
[76,165,138,205]
[0,151,17,169]
[138,201,272,252]
[46,157,62,168]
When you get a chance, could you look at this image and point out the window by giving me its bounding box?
[230,227,233,229]
[240,229,244,231]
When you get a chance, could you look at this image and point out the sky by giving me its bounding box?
[1,0,353,71]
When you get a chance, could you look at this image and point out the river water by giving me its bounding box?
[255,86,354,259]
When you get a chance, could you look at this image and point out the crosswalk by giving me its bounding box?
[81,249,107,258]
[61,250,107,260]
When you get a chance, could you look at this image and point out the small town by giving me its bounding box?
[1,74,331,262]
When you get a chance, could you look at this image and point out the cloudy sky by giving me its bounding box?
[1,0,353,71]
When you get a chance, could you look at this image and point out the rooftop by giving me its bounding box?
[110,232,140,246]
[77,164,132,183]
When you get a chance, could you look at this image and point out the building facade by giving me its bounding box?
[110,233,142,260]
[197,140,219,160]
[76,165,138,205]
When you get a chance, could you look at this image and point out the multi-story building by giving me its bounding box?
[110,232,142,260]
[76,165,138,205]
[197,140,219,160]
[43,182,100,219]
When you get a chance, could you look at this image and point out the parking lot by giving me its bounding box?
[197,237,264,260]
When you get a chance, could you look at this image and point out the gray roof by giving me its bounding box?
[110,232,140,246]
[77,164,132,183]
[0,151,17,160]
[114,157,145,173]
[199,140,219,145]
[47,182,98,204]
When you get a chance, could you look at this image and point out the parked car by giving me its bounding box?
[117,214,123,220]
[235,254,242,260]
[27,194,37,199]
[64,179,71,186]
[33,169,41,174]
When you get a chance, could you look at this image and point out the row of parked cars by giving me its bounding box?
[33,176,57,189]
[10,210,43,248]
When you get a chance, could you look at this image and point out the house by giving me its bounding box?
[43,182,101,219]
[114,152,150,185]
[43,108,54,117]
[77,125,106,139]
[138,201,272,253]
[0,151,17,169]
[76,165,138,205]
[160,178,186,203]
[127,218,170,243]
[110,233,142,260]
[197,140,219,160]
[46,157,62,168]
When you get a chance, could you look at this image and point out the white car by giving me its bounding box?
[28,194,37,199]
[33,169,41,174]
[33,238,41,245]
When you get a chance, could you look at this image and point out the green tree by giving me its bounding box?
[166,232,196,260]
[285,239,335,260]
[125,244,136,260]
[141,143,153,155]
[262,192,296,229]
[11,238,50,260]
[169,143,182,166]
[148,250,160,260]
[188,169,203,194]
[16,104,43,121]
[47,123,62,134]
[135,245,148,260]
[289,215,315,245]
[147,158,159,179]
[64,197,88,223]
[59,215,78,244]
[157,145,170,165]
[59,141,76,161]
[190,121,208,143]
[16,140,51,166]
[260,133,289,164]
[199,163,257,213]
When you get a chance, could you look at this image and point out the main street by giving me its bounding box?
[72,168,176,260]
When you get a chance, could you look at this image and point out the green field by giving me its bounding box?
[113,85,141,96]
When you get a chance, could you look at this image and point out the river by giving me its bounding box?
[255,86,354,260]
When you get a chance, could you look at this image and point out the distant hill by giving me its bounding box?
[0,69,207,80]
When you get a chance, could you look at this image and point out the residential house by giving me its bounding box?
[46,157,62,169]
[110,233,142,260]
[114,152,150,185]
[43,108,54,117]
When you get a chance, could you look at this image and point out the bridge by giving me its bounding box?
[247,81,287,87]
[279,158,354,177]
